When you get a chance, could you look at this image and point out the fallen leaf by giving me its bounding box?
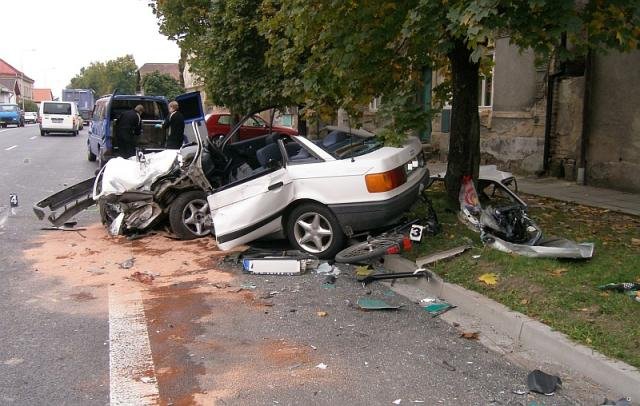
[550,268,568,277]
[478,273,498,285]
[460,331,480,340]
[317,311,328,317]
[631,238,640,246]
[520,298,529,305]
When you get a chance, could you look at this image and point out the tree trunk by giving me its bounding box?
[444,38,481,204]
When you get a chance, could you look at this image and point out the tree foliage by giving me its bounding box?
[22,99,38,112]
[151,0,293,114]
[151,0,640,201]
[68,55,138,96]
[142,71,185,100]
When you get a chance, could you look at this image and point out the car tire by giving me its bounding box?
[168,190,212,240]
[73,131,78,137]
[285,202,345,259]
[40,130,45,136]
[88,147,97,162]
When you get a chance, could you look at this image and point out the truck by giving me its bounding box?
[62,89,95,124]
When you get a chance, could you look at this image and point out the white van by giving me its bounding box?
[39,101,80,136]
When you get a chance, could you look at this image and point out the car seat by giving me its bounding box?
[256,142,283,168]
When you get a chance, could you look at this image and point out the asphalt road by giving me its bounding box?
[0,124,598,405]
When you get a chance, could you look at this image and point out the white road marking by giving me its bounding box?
[109,287,159,405]
[0,129,8,133]
[29,136,37,140]
[5,145,17,151]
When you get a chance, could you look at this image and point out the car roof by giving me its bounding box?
[97,94,167,102]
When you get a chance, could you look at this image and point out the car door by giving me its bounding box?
[208,154,294,250]
[175,91,205,144]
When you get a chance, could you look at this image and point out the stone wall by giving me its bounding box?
[586,50,640,192]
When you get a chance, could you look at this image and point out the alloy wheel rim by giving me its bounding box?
[293,212,334,253]
[182,199,211,236]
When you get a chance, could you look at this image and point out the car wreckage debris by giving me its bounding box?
[415,245,472,267]
[457,174,594,259]
[356,268,430,286]
[599,283,640,303]
[357,298,401,310]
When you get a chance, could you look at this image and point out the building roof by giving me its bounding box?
[0,78,20,95]
[0,58,34,82]
[137,63,181,81]
[33,88,53,102]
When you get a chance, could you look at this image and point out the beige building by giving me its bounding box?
[0,58,34,105]
[428,38,640,193]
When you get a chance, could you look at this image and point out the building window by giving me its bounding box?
[369,96,382,112]
[478,53,494,108]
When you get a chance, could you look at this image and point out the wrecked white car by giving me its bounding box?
[35,112,430,258]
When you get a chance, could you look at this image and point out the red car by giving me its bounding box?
[206,113,297,141]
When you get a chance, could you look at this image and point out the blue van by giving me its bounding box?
[87,92,203,165]
[0,103,24,128]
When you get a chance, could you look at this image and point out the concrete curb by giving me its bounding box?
[383,254,640,399]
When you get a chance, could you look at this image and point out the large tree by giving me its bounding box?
[264,0,640,201]
[142,70,185,100]
[150,0,294,114]
[68,55,138,96]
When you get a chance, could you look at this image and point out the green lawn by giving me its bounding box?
[406,183,640,368]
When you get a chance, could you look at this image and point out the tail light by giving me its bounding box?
[365,166,407,193]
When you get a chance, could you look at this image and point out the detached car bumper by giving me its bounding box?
[329,169,430,234]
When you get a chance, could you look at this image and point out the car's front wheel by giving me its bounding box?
[286,202,345,259]
[169,190,212,240]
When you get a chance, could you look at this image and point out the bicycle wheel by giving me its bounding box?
[334,236,402,263]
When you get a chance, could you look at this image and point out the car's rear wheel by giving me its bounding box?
[169,190,212,240]
[88,146,97,162]
[40,130,45,136]
[286,202,345,259]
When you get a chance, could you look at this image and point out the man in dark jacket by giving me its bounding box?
[162,100,185,149]
[115,104,144,158]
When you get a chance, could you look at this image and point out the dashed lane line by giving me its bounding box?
[109,286,159,405]
[5,145,17,151]
[29,136,37,140]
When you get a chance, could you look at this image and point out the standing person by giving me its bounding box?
[162,100,185,149]
[115,104,144,158]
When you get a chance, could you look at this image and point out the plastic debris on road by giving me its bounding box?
[119,258,135,269]
[527,369,562,395]
[357,298,401,310]
[421,299,455,317]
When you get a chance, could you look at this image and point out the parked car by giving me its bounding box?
[39,101,80,136]
[35,111,429,259]
[206,113,297,142]
[24,111,38,124]
[0,103,25,127]
[88,92,202,166]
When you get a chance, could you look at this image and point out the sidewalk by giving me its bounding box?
[427,163,640,216]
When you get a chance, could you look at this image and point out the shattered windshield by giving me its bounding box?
[316,128,383,159]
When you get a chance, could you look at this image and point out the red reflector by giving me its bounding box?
[386,245,400,255]
[402,237,412,251]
